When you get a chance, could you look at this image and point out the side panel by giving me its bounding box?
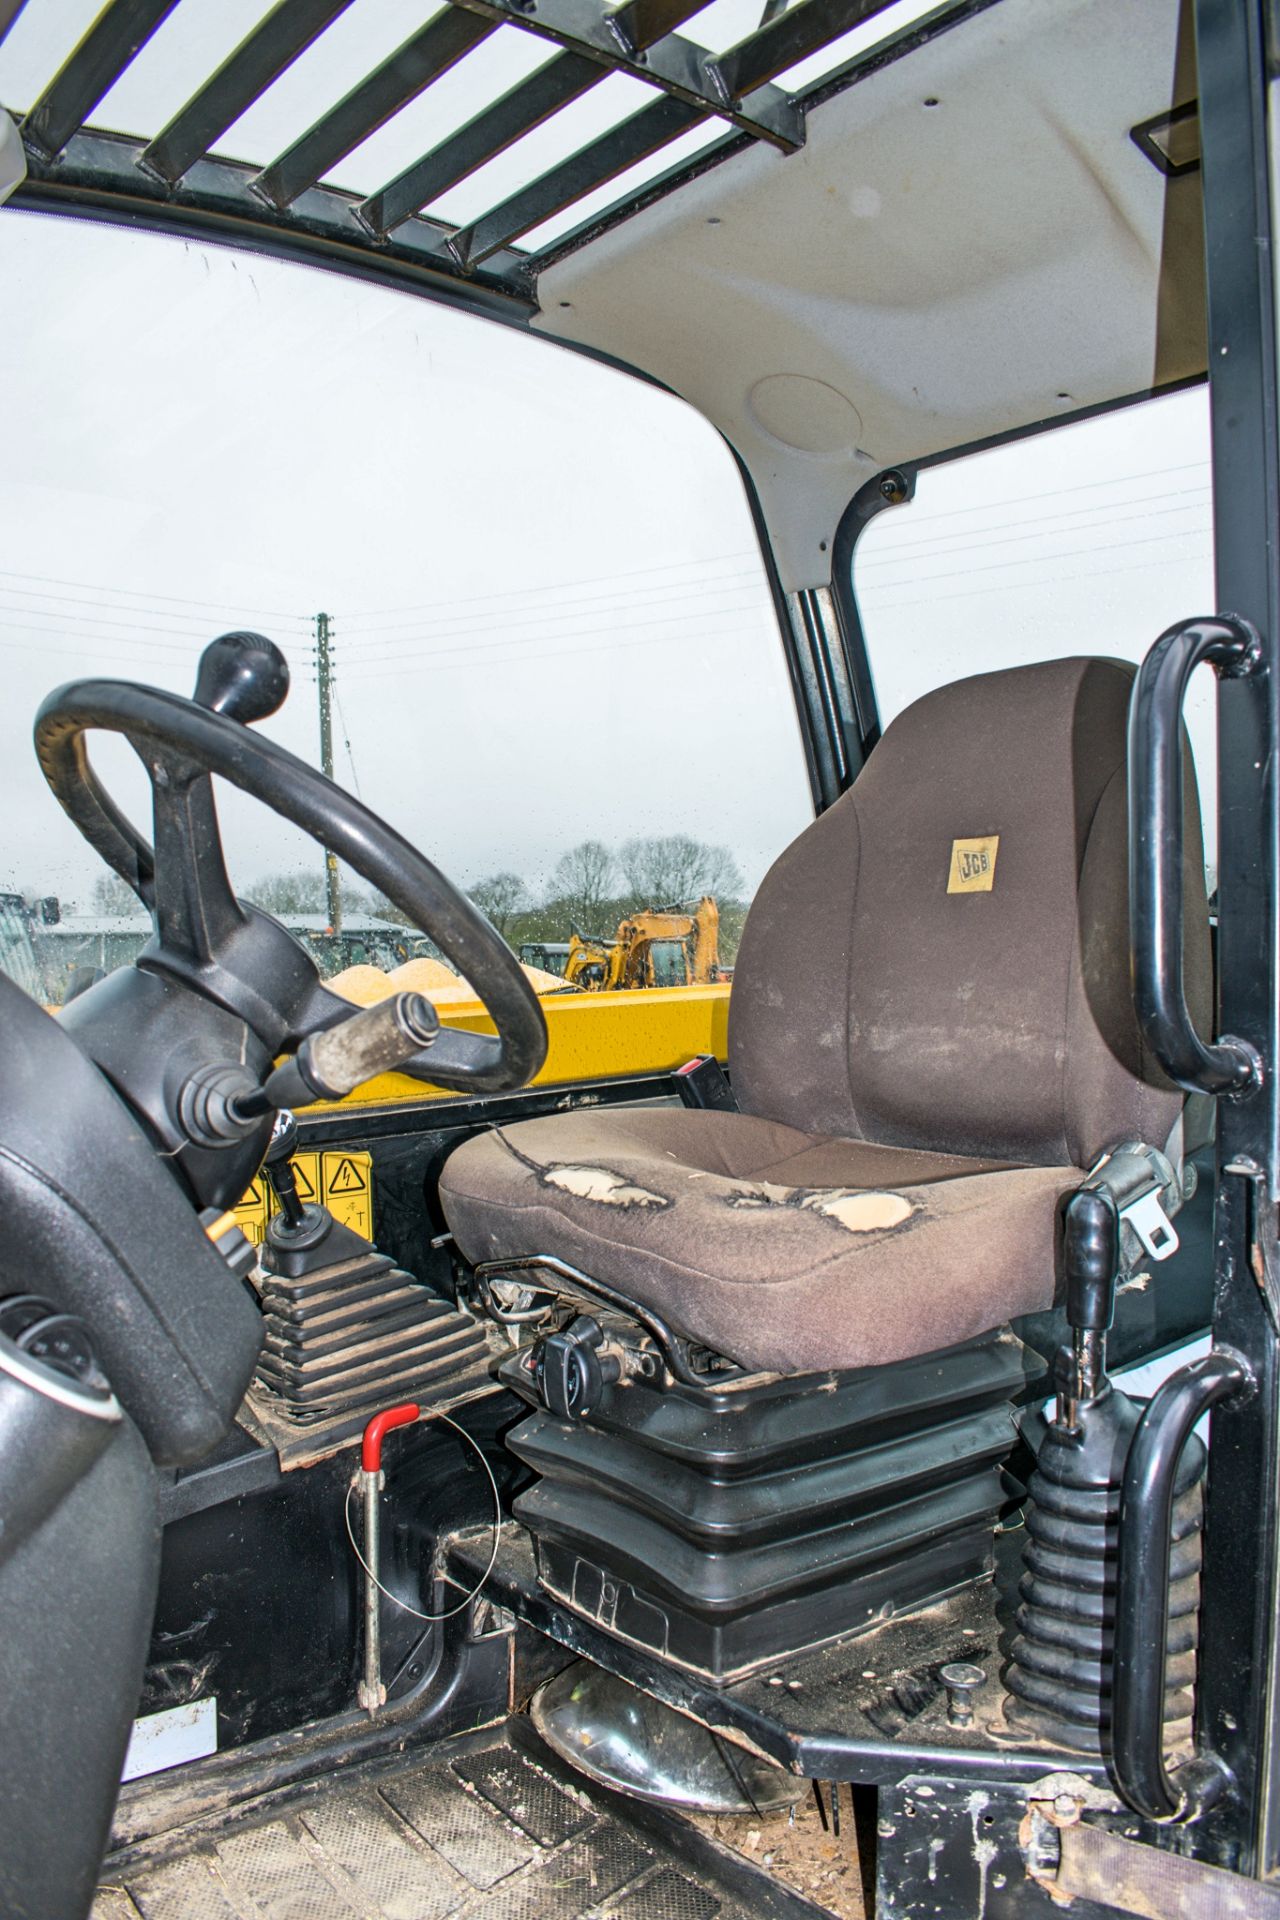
[0,1384,159,1919]
[1191,0,1280,1874]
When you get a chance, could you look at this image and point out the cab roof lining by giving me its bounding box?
[2,0,1204,587]
[536,0,1206,585]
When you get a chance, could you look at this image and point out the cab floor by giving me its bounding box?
[93,1732,793,1920]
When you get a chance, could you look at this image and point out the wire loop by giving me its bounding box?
[343,1407,502,1624]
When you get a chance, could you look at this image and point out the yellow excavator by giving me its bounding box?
[563,896,720,991]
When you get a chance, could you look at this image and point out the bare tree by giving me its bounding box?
[90,871,141,916]
[550,841,617,926]
[468,871,528,935]
[619,836,744,908]
[246,871,370,917]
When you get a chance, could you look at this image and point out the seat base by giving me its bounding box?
[501,1326,1041,1686]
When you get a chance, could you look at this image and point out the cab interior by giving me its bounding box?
[0,1,1260,1917]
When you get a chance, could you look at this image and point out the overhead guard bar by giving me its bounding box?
[1128,614,1264,1097]
[14,0,952,291]
[1113,1349,1254,1822]
[142,0,357,186]
[255,10,498,211]
[21,0,179,160]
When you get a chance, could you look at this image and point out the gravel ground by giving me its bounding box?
[687,1783,874,1918]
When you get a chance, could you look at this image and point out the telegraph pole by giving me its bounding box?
[315,611,342,934]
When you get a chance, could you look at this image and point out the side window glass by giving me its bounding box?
[852,389,1217,883]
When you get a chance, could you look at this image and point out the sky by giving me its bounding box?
[0,0,1218,918]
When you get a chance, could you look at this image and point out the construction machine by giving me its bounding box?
[563,895,719,990]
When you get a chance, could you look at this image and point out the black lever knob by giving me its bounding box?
[536,1316,620,1420]
[1064,1187,1119,1333]
[1057,1186,1120,1425]
[193,631,290,724]
[263,1111,307,1230]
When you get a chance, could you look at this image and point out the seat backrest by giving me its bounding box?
[729,657,1211,1170]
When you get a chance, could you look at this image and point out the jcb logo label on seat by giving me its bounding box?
[948,835,999,893]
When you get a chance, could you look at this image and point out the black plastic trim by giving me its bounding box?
[829,465,917,762]
[1130,98,1202,179]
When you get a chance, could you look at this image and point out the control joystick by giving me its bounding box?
[259,1111,375,1281]
[263,1112,330,1254]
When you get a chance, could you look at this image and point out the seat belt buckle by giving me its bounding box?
[674,1055,738,1112]
[1121,1187,1180,1263]
[1086,1142,1182,1268]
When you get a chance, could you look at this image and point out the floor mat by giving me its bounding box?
[95,1736,771,1920]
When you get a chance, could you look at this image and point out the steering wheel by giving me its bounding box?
[34,632,547,1196]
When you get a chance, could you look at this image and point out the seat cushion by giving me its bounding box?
[440,1107,1076,1374]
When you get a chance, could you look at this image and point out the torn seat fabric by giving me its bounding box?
[440,657,1212,1376]
[439,1107,1076,1373]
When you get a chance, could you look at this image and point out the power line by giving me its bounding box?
[856,486,1212,570]
[859,533,1213,619]
[0,624,228,666]
[346,612,766,684]
[879,457,1211,531]
[857,522,1211,601]
[333,680,363,800]
[340,586,767,669]
[0,565,310,625]
[338,565,763,646]
[0,597,310,656]
[335,591,771,675]
[0,575,311,632]
[335,549,763,626]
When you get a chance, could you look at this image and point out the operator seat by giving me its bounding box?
[440,657,1211,1376]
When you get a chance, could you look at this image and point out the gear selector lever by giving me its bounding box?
[263,1112,310,1233]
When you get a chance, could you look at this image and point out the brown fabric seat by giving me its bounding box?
[441,657,1211,1374]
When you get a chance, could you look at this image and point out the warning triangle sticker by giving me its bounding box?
[328,1157,367,1195]
[237,1179,265,1208]
[292,1161,317,1200]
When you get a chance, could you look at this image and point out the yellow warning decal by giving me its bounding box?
[947,835,999,894]
[327,1156,366,1196]
[289,1158,319,1203]
[233,1149,374,1247]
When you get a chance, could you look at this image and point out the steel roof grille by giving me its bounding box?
[21,0,180,159]
[8,0,944,299]
[360,49,604,237]
[713,0,903,102]
[254,10,497,211]
[359,0,804,237]
[609,0,713,55]
[451,89,700,263]
[140,0,358,186]
[452,0,801,143]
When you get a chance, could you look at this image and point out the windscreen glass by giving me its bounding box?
[0,211,812,1006]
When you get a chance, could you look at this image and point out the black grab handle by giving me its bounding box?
[1113,1350,1253,1823]
[1129,615,1263,1097]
